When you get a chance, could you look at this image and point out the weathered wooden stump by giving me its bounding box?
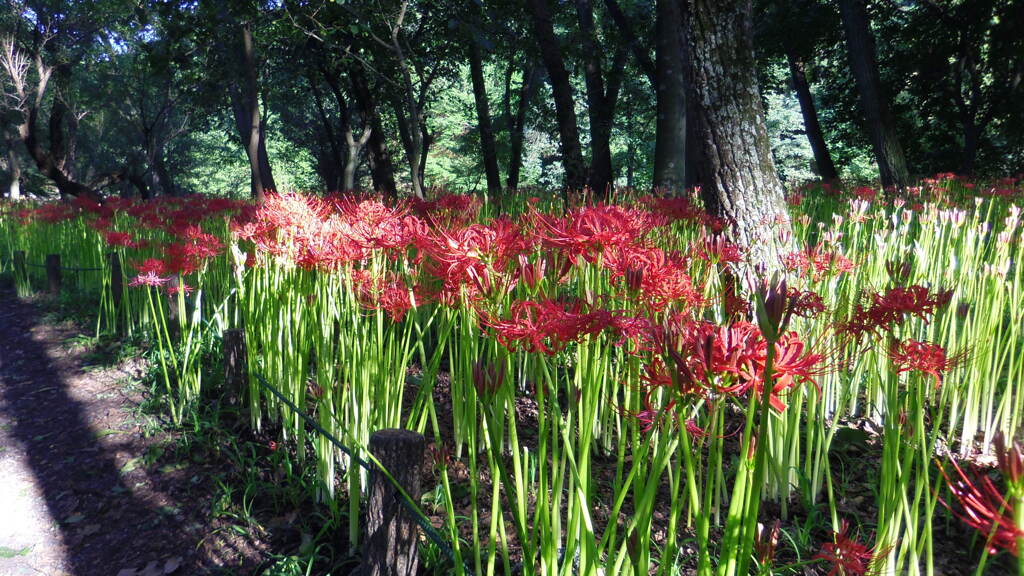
[13,250,26,284]
[45,254,61,295]
[108,252,123,309]
[362,429,426,576]
[222,329,248,399]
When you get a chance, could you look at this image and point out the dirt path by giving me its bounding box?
[0,294,265,576]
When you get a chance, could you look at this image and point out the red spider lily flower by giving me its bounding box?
[842,285,954,338]
[472,361,506,398]
[692,234,744,264]
[351,270,417,322]
[532,204,659,263]
[787,287,827,319]
[814,519,882,576]
[129,271,169,288]
[995,432,1024,485]
[888,339,967,388]
[135,258,168,277]
[758,331,826,411]
[642,193,705,224]
[609,314,659,354]
[480,299,613,355]
[166,279,194,296]
[939,457,1024,556]
[104,231,138,248]
[783,245,857,282]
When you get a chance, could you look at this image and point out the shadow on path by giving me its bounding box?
[0,293,254,575]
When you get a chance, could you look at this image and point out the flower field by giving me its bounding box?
[3,177,1024,576]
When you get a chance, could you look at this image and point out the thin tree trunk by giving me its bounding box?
[525,0,587,192]
[686,0,791,266]
[961,120,980,176]
[785,49,838,181]
[239,22,275,202]
[507,65,540,190]
[838,0,909,189]
[308,74,345,191]
[574,0,615,197]
[468,38,502,194]
[652,0,688,192]
[349,65,398,197]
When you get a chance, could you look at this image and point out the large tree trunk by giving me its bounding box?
[574,0,615,197]
[236,23,276,202]
[785,49,838,181]
[686,0,791,267]
[652,0,688,192]
[308,74,345,191]
[349,65,398,197]
[838,0,909,190]
[6,136,20,199]
[468,39,502,194]
[507,65,541,190]
[525,0,587,192]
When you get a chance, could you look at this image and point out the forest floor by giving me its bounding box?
[0,292,266,576]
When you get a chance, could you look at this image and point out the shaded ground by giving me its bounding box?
[0,293,266,576]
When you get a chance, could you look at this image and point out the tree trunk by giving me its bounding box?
[238,22,276,202]
[838,0,909,190]
[574,0,615,197]
[686,0,791,267]
[652,0,688,192]
[349,64,398,197]
[785,49,838,181]
[525,0,587,192]
[308,74,345,191]
[6,137,20,199]
[960,119,980,176]
[468,39,502,194]
[507,65,541,190]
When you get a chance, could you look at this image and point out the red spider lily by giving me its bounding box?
[939,457,1024,557]
[815,519,883,576]
[641,193,705,224]
[842,285,954,338]
[788,287,827,318]
[472,360,506,398]
[692,234,744,264]
[166,279,194,296]
[888,339,967,388]
[604,245,706,312]
[104,231,139,249]
[759,331,826,411]
[609,314,659,354]
[135,258,168,277]
[995,432,1024,485]
[480,299,613,355]
[783,245,857,282]
[410,193,482,227]
[129,271,169,288]
[352,271,416,322]
[531,204,659,263]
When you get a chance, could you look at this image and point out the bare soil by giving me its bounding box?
[0,292,266,576]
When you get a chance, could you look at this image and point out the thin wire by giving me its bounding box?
[253,373,471,574]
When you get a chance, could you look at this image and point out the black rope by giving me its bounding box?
[253,373,472,575]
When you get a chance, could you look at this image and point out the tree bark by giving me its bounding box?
[349,64,398,197]
[574,0,615,197]
[838,0,909,189]
[468,38,502,194]
[652,0,688,192]
[685,0,791,267]
[785,49,838,181]
[507,65,541,190]
[525,0,587,192]
[237,22,276,202]
[5,136,20,199]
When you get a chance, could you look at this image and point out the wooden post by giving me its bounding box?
[167,274,180,339]
[45,254,61,295]
[362,429,426,576]
[222,329,248,403]
[13,250,26,283]
[108,252,123,308]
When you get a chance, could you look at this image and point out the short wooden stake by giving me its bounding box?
[13,250,26,283]
[108,252,123,309]
[45,254,61,295]
[222,329,248,400]
[362,429,426,576]
[167,274,180,339]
